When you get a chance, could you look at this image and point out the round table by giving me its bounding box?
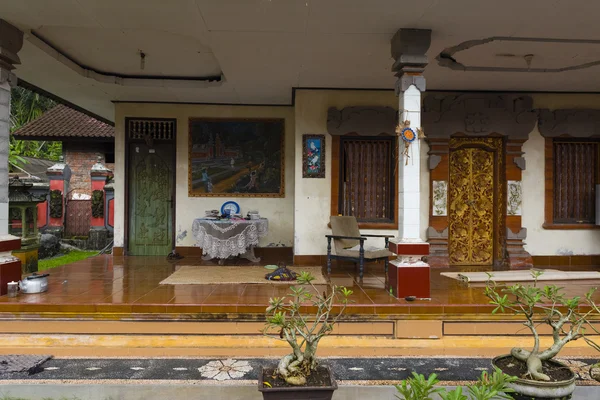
[191,218,268,264]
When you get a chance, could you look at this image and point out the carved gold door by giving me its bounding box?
[448,140,499,266]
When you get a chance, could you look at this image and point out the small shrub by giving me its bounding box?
[394,367,516,400]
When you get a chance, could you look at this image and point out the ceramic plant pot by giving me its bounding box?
[258,365,338,400]
[492,355,576,400]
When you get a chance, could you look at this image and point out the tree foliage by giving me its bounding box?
[8,86,61,169]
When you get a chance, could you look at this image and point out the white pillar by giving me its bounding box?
[397,85,423,242]
[0,19,24,236]
[386,28,431,299]
[0,80,10,235]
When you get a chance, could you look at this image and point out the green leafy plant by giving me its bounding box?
[262,271,353,386]
[485,270,600,381]
[8,87,61,171]
[395,371,443,400]
[395,367,516,400]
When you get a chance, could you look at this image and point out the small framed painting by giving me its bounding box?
[302,134,326,178]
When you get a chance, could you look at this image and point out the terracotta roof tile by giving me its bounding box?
[11,104,114,139]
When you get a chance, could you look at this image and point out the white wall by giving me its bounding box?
[113,103,295,250]
[293,90,430,255]
[112,91,600,257]
[522,94,600,256]
[523,128,600,256]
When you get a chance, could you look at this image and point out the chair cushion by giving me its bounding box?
[330,216,361,250]
[335,247,393,259]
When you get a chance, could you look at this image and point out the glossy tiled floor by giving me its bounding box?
[1,255,599,317]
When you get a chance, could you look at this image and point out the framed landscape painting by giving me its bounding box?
[302,134,326,178]
[188,118,285,197]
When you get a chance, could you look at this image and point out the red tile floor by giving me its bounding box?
[0,255,599,319]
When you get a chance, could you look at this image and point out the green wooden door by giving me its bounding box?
[128,142,174,256]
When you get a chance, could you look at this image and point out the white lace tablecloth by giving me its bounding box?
[192,218,269,259]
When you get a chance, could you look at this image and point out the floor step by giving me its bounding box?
[0,333,598,358]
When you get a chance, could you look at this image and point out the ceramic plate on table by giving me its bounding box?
[221,201,240,215]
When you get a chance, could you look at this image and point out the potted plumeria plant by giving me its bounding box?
[485,270,600,400]
[259,271,353,400]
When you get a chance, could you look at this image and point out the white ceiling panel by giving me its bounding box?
[306,0,437,34]
[76,0,208,39]
[0,0,99,30]
[196,0,309,32]
[456,40,600,70]
[209,31,304,83]
[299,33,393,88]
[36,26,220,77]
[2,0,600,122]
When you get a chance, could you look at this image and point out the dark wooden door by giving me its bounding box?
[128,142,174,256]
[65,199,91,237]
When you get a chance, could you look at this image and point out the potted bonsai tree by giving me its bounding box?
[259,271,353,400]
[485,270,599,400]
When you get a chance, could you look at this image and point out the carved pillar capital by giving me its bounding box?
[395,74,426,95]
[0,19,24,71]
[0,68,17,87]
[391,28,431,95]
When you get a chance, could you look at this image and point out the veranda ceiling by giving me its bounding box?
[2,0,600,121]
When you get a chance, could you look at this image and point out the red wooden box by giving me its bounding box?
[0,259,22,296]
[388,241,430,256]
[386,262,430,299]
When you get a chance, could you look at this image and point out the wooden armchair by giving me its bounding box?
[326,216,394,280]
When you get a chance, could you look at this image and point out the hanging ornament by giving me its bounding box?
[396,120,416,165]
[396,111,425,166]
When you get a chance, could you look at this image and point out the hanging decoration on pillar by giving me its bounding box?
[395,116,425,165]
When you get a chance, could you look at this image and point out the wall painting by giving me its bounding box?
[302,134,326,178]
[188,118,285,197]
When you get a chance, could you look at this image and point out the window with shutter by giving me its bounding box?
[338,136,395,223]
[552,140,599,224]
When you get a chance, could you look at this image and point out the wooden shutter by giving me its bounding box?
[553,141,598,223]
[340,137,394,222]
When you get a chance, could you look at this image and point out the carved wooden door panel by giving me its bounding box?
[448,144,496,266]
[128,143,174,256]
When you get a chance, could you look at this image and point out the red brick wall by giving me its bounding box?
[64,142,114,198]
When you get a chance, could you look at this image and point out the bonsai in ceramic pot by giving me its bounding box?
[258,271,353,400]
[485,270,600,399]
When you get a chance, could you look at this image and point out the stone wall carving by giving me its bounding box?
[422,94,537,140]
[49,190,62,218]
[91,190,104,218]
[432,181,448,216]
[538,109,600,138]
[507,181,522,216]
[327,106,397,136]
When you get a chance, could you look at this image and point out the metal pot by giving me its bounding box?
[19,273,49,294]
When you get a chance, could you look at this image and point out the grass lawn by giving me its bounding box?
[38,250,99,271]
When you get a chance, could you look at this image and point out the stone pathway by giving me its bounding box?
[0,357,598,384]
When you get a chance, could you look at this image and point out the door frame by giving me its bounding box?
[124,117,177,256]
